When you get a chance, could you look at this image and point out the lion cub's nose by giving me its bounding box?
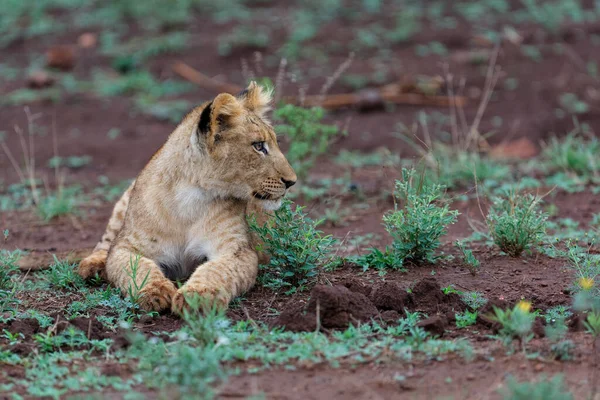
[282,178,296,189]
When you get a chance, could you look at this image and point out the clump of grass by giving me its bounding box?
[382,168,459,266]
[498,374,573,400]
[274,104,341,180]
[455,240,480,275]
[248,200,335,294]
[43,255,85,291]
[0,248,21,291]
[486,191,547,257]
[542,128,600,177]
[36,185,82,221]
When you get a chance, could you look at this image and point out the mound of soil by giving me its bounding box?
[273,277,466,335]
[274,285,378,332]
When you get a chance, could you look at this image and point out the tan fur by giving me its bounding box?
[77,82,296,314]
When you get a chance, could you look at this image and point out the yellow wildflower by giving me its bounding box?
[516,300,532,313]
[579,277,594,291]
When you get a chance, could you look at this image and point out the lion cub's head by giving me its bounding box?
[193,82,296,210]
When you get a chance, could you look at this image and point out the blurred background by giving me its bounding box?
[1,0,599,251]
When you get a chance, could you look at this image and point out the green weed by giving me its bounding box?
[487,191,547,257]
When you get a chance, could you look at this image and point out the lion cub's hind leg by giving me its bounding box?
[78,182,134,280]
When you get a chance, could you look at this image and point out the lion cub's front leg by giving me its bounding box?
[171,217,258,314]
[106,244,177,312]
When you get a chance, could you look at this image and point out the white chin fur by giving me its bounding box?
[261,198,283,211]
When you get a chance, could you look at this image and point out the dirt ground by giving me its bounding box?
[2,1,600,399]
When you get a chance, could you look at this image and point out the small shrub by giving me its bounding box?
[499,374,573,400]
[274,105,341,180]
[455,241,480,275]
[382,168,458,266]
[486,191,547,257]
[249,200,335,293]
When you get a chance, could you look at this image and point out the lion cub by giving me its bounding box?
[78,82,296,314]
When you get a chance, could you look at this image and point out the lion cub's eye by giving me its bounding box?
[252,141,268,155]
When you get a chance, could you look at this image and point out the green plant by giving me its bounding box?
[352,247,405,271]
[125,254,151,305]
[248,200,335,293]
[382,168,458,266]
[43,255,85,291]
[274,105,341,180]
[181,294,229,347]
[486,191,547,257]
[48,156,92,169]
[544,305,573,324]
[543,129,600,177]
[455,310,477,328]
[461,291,488,310]
[0,248,21,290]
[218,26,270,56]
[499,374,573,400]
[36,185,82,221]
[490,301,535,351]
[455,241,480,275]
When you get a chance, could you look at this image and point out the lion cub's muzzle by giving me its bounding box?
[253,176,296,201]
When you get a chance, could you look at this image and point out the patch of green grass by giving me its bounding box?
[36,186,83,221]
[498,374,573,400]
[48,155,92,170]
[218,26,270,56]
[274,105,342,180]
[92,70,192,98]
[542,129,600,178]
[0,248,21,291]
[43,256,85,291]
[455,310,477,328]
[249,200,336,293]
[487,191,547,257]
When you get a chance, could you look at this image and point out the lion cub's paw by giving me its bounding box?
[77,250,108,280]
[137,279,178,312]
[171,287,229,316]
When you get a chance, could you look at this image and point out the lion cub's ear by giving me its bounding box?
[198,93,244,136]
[238,81,272,117]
